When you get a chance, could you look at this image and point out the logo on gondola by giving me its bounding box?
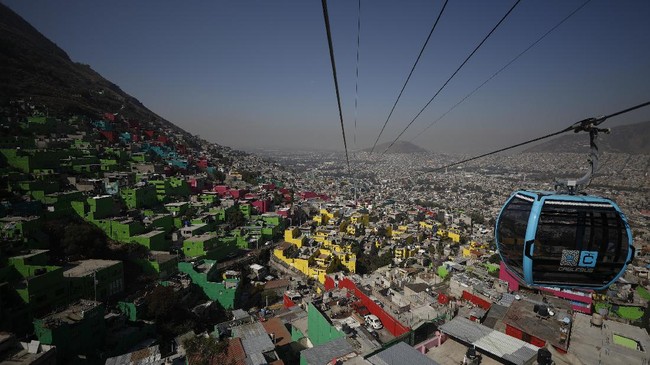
[561,250,580,267]
[561,250,598,269]
[578,251,598,268]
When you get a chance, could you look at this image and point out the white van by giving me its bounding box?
[364,314,383,330]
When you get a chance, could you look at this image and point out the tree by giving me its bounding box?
[210,169,226,182]
[122,243,149,259]
[183,335,230,365]
[488,253,501,264]
[240,170,259,185]
[376,226,389,239]
[326,256,349,274]
[226,207,246,228]
[145,285,178,320]
[470,211,485,225]
[60,222,107,258]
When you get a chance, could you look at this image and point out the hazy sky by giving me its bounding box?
[4,0,650,154]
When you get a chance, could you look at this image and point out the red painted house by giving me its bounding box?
[324,275,410,337]
[213,185,229,196]
[276,208,290,218]
[228,189,248,200]
[300,191,318,200]
[99,131,116,143]
[103,113,116,122]
[252,199,271,214]
[262,183,276,191]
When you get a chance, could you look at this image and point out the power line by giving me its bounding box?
[429,100,650,173]
[321,0,351,172]
[370,0,450,154]
[353,0,362,148]
[382,0,522,155]
[411,0,593,142]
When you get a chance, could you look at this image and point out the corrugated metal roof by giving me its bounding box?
[104,345,162,365]
[232,322,275,356]
[439,317,539,365]
[368,341,440,365]
[301,337,354,365]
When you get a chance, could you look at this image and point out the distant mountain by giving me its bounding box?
[524,120,650,154]
[363,141,428,154]
[0,3,185,134]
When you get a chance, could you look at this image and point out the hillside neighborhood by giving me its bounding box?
[1,2,650,365]
[1,97,650,365]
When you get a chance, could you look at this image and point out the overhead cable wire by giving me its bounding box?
[410,0,593,142]
[353,0,362,148]
[321,0,351,172]
[382,0,522,155]
[369,0,450,154]
[429,100,650,172]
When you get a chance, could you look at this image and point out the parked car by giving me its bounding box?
[364,314,383,330]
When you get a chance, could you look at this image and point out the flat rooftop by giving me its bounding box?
[165,202,189,207]
[426,337,503,365]
[150,252,177,264]
[63,259,121,277]
[39,300,102,325]
[438,316,539,365]
[567,312,650,365]
[0,216,40,223]
[134,230,165,238]
[8,250,48,259]
[501,293,572,351]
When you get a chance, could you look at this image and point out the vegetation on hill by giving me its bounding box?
[0,3,184,133]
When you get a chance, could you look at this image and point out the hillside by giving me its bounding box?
[524,120,650,154]
[363,141,428,154]
[0,3,184,135]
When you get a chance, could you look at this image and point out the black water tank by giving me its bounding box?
[537,348,552,365]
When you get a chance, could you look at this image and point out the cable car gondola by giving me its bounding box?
[495,124,634,290]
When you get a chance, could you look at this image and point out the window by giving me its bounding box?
[532,201,629,287]
[496,195,533,278]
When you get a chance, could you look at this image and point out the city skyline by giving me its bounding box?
[3,0,650,154]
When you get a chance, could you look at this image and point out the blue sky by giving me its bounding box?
[3,0,650,153]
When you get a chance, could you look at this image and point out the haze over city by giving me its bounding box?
[4,0,650,153]
[3,1,650,364]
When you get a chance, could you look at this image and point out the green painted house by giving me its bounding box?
[63,259,124,302]
[131,230,169,250]
[120,184,158,209]
[178,260,240,309]
[136,252,178,279]
[34,300,106,363]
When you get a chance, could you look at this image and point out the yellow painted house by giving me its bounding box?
[350,212,369,227]
[273,240,356,284]
[284,227,305,248]
[394,246,417,260]
[419,221,434,230]
[346,224,361,236]
[313,208,339,226]
[437,228,460,243]
[313,228,331,243]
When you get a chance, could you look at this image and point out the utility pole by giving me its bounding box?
[93,270,98,302]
